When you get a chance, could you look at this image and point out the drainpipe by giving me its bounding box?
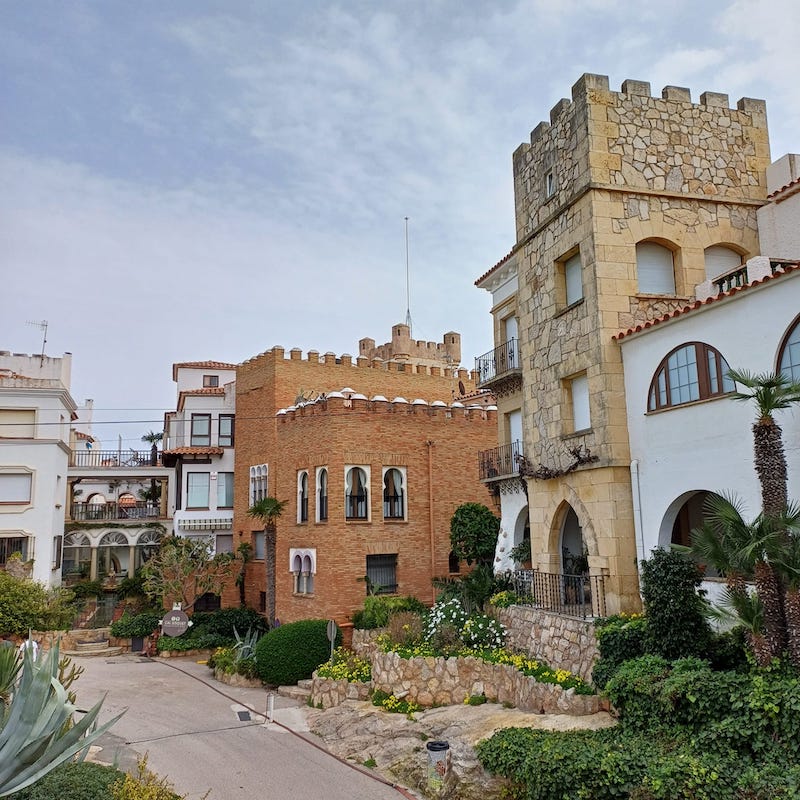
[427,440,435,605]
[630,460,646,565]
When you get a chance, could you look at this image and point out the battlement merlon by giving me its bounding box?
[511,73,770,242]
[239,343,475,382]
[358,324,461,368]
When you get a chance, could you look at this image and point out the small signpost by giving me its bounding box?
[161,608,190,637]
[326,619,337,661]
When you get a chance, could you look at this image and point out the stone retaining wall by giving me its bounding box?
[351,628,384,659]
[372,651,602,715]
[310,675,372,709]
[498,606,599,682]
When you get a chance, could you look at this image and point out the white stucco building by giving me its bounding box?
[163,361,237,560]
[0,351,76,587]
[617,155,800,600]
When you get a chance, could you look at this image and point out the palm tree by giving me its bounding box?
[727,369,800,517]
[766,503,800,668]
[141,430,164,512]
[691,494,789,665]
[247,497,287,625]
[726,368,800,658]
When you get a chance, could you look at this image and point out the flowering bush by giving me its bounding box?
[461,614,505,648]
[315,647,372,683]
[371,688,420,716]
[488,590,519,609]
[480,649,593,694]
[425,598,468,640]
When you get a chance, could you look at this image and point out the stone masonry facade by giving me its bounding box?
[491,74,770,613]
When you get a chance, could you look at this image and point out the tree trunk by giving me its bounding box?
[753,418,787,517]
[784,586,800,670]
[265,526,276,626]
[754,559,786,659]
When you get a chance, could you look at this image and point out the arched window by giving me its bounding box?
[648,342,735,411]
[317,468,328,522]
[704,245,742,281]
[383,468,405,520]
[345,467,368,520]
[298,471,308,522]
[637,241,676,295]
[778,316,800,381]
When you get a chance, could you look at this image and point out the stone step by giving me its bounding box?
[63,644,123,658]
[74,639,109,651]
[276,684,311,701]
[297,679,313,690]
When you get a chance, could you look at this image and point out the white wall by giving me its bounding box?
[620,271,800,568]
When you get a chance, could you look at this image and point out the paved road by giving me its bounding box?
[72,654,416,800]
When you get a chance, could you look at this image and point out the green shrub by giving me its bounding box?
[371,688,420,716]
[114,570,148,600]
[488,590,519,609]
[207,646,236,674]
[386,611,424,647]
[603,654,672,730]
[110,611,160,639]
[68,581,103,601]
[640,548,711,659]
[9,761,127,800]
[351,595,426,629]
[156,632,230,652]
[593,613,648,689]
[254,619,341,685]
[190,607,269,638]
[315,647,371,682]
[110,755,185,800]
[0,572,49,635]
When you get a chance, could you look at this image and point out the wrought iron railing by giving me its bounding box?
[479,440,523,480]
[475,339,520,387]
[511,570,606,619]
[70,449,162,468]
[71,501,161,521]
[383,493,404,519]
[346,492,368,520]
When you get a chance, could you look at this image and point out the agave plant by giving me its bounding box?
[232,626,261,665]
[0,641,124,797]
[0,644,20,711]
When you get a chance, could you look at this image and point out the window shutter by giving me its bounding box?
[637,242,675,294]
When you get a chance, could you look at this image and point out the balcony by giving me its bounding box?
[479,440,523,481]
[511,570,607,619]
[712,258,790,295]
[475,339,521,396]
[70,501,163,522]
[70,449,162,469]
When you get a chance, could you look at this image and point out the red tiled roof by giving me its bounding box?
[767,174,800,200]
[172,360,237,380]
[614,262,800,342]
[176,387,226,411]
[474,247,517,287]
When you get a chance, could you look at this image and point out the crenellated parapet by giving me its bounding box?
[512,72,770,243]
[276,389,496,423]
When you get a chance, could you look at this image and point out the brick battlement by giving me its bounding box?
[276,391,497,421]
[241,344,475,381]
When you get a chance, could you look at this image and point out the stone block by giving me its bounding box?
[571,72,610,100]
[622,79,651,97]
[661,85,691,102]
[700,91,729,108]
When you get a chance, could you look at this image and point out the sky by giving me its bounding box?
[2,0,799,448]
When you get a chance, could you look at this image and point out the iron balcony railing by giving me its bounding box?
[475,338,520,387]
[511,570,606,619]
[345,492,368,520]
[479,440,523,481]
[70,449,162,468]
[70,501,161,522]
[383,493,404,519]
[713,259,787,295]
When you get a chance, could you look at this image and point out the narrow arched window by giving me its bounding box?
[345,467,368,520]
[298,471,308,522]
[648,342,735,411]
[637,241,676,295]
[778,316,800,381]
[383,468,405,519]
[317,468,328,522]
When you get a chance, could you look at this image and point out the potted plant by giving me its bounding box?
[509,538,532,568]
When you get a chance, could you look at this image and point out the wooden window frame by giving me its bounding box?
[648,342,735,412]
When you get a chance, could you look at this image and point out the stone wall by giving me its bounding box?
[499,606,599,682]
[371,651,602,715]
[310,675,372,709]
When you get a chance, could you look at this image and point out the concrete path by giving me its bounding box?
[71,654,417,800]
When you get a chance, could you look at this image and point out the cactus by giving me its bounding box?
[0,641,124,797]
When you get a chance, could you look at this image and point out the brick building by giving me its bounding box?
[475,73,771,615]
[229,326,497,624]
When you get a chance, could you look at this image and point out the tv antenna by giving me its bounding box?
[404,216,412,335]
[26,319,48,362]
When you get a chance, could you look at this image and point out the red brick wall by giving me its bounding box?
[228,348,497,625]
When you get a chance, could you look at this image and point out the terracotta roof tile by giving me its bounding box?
[614,262,800,342]
[767,174,800,200]
[474,247,517,287]
[172,360,237,380]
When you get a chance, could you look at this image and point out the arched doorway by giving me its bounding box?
[665,490,721,578]
[98,531,129,579]
[560,506,588,576]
